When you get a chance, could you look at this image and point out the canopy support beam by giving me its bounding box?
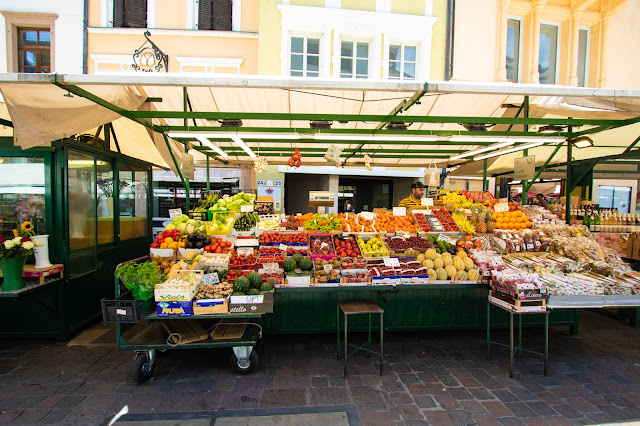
[522,143,564,194]
[568,159,599,194]
[162,132,190,210]
[522,96,529,206]
[566,125,573,225]
[109,123,122,153]
[623,135,640,153]
[0,118,13,128]
[482,159,488,191]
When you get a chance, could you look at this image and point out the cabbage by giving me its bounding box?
[186,224,195,234]
[197,225,206,234]
[172,214,189,225]
[165,223,176,231]
[186,219,196,226]
[176,223,188,233]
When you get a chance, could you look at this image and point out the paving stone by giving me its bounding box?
[397,404,423,421]
[504,401,537,418]
[388,392,412,406]
[309,387,350,406]
[383,381,405,393]
[260,389,306,408]
[423,409,453,426]
[482,401,511,417]
[34,395,65,410]
[552,403,583,419]
[0,410,23,423]
[311,376,329,388]
[413,395,437,409]
[446,387,474,400]
[434,394,461,410]
[491,389,519,403]
[497,417,526,426]
[398,373,421,385]
[526,400,557,417]
[358,411,395,426]
[446,409,474,426]
[38,409,69,424]
[473,414,502,426]
[350,386,387,411]
[460,400,486,414]
[470,388,495,400]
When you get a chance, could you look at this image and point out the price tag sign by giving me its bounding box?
[279,244,287,251]
[323,264,332,273]
[296,213,302,216]
[463,209,472,214]
[437,234,449,242]
[169,208,182,219]
[383,257,401,268]
[264,263,279,274]
[393,207,407,217]
[237,247,254,256]
[494,203,510,213]
[499,198,508,203]
[360,212,375,221]
[202,273,220,285]
[421,198,434,207]
[320,242,329,249]
[317,206,326,214]
[241,204,254,213]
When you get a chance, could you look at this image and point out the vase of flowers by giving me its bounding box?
[23,219,52,269]
[98,178,129,217]
[0,223,43,291]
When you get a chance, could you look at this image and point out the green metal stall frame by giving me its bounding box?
[0,136,153,342]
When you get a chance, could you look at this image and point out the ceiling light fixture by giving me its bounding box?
[218,119,243,128]
[231,136,256,158]
[449,140,516,161]
[538,125,566,134]
[473,141,546,161]
[310,121,332,129]
[196,136,228,158]
[461,123,495,132]
[168,132,300,140]
[571,136,594,148]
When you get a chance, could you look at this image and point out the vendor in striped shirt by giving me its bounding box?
[398,181,425,210]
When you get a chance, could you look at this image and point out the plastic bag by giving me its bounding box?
[324,145,343,166]
[425,161,439,187]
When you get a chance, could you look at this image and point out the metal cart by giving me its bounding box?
[102,258,264,383]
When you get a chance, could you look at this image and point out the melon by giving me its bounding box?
[452,257,465,272]
[425,249,437,260]
[442,252,452,259]
[417,254,426,263]
[427,269,437,280]
[435,267,447,281]
[467,268,480,281]
[433,257,444,269]
[456,251,468,258]
[282,258,297,273]
[455,270,468,281]
[445,264,457,279]
[422,259,434,269]
[248,272,262,289]
[443,257,453,267]
[463,257,475,271]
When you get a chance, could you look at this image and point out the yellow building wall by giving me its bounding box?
[430,0,447,80]
[605,0,640,89]
[452,0,497,81]
[258,0,282,75]
[88,0,101,27]
[291,0,325,6]
[155,0,188,29]
[243,0,261,32]
[391,0,425,15]
[341,0,376,11]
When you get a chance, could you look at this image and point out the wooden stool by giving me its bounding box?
[336,300,384,377]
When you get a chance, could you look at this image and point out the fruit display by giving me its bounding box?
[259,246,284,255]
[194,282,233,300]
[492,210,532,231]
[451,211,475,235]
[357,236,389,257]
[374,212,418,234]
[455,236,483,252]
[475,211,496,234]
[281,216,302,230]
[163,214,207,236]
[151,255,177,277]
[342,271,372,283]
[185,232,208,249]
[203,237,234,254]
[385,236,433,253]
[229,254,257,269]
[286,247,309,256]
[315,268,341,283]
[233,212,259,232]
[259,232,308,245]
[255,200,274,215]
[313,257,342,270]
[303,214,342,232]
[226,269,253,282]
[256,215,281,232]
[310,235,336,257]
[412,212,433,232]
[257,254,286,268]
[209,192,256,213]
[340,257,367,269]
[432,209,460,233]
[332,235,361,258]
[151,228,185,249]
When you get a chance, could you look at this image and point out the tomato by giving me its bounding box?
[215,248,222,253]
[204,245,211,252]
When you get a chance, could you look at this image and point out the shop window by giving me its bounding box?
[119,165,149,240]
[198,0,232,31]
[113,0,148,28]
[539,23,559,84]
[341,41,369,79]
[96,162,115,245]
[18,28,50,73]
[577,28,590,87]
[598,186,632,214]
[68,151,97,277]
[506,19,521,83]
[290,37,320,77]
[0,157,46,236]
[389,44,416,80]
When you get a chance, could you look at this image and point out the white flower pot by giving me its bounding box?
[30,235,53,269]
[105,196,114,217]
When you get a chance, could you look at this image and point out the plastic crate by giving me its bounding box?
[101,296,155,324]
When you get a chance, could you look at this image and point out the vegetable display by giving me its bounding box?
[209,192,256,213]
[116,262,167,301]
[233,212,259,231]
[303,214,342,232]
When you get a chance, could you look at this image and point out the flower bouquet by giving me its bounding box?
[0,222,43,291]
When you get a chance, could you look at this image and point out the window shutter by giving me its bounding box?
[198,0,213,30]
[213,0,232,31]
[125,0,148,28]
[113,0,125,27]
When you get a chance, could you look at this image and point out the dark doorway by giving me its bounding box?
[339,177,394,212]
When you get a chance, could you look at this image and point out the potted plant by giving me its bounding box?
[0,223,43,291]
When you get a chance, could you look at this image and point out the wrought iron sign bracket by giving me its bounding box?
[132,31,169,72]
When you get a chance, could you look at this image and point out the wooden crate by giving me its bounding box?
[210,319,248,340]
[22,264,64,285]
[490,291,546,307]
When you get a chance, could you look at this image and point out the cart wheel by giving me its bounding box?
[230,350,259,375]
[255,336,265,353]
[131,352,155,384]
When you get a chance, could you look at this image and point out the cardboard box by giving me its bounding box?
[150,248,176,261]
[156,300,193,317]
[155,271,202,302]
[193,297,228,315]
[229,290,274,314]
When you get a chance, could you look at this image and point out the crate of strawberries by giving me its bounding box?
[229,253,257,271]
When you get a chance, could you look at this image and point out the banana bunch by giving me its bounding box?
[458,220,475,235]
[441,191,467,205]
[451,211,466,221]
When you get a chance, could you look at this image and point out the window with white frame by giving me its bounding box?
[577,27,590,87]
[388,44,416,80]
[290,36,320,77]
[340,41,369,79]
[539,23,559,84]
[506,18,521,83]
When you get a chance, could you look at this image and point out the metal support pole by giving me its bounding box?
[567,124,573,225]
[486,300,491,359]
[206,156,210,192]
[183,87,188,129]
[161,133,190,213]
[379,312,384,376]
[344,314,348,378]
[544,312,549,376]
[522,96,529,205]
[185,179,190,212]
[509,312,514,378]
[483,159,488,191]
[336,305,341,360]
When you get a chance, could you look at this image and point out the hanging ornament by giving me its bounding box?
[254,156,268,173]
[364,154,373,171]
[287,147,302,168]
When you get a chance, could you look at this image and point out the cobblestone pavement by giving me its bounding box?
[0,310,638,425]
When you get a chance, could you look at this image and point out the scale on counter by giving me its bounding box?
[309,190,335,213]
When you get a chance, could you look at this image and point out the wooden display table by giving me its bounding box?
[22,264,64,285]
